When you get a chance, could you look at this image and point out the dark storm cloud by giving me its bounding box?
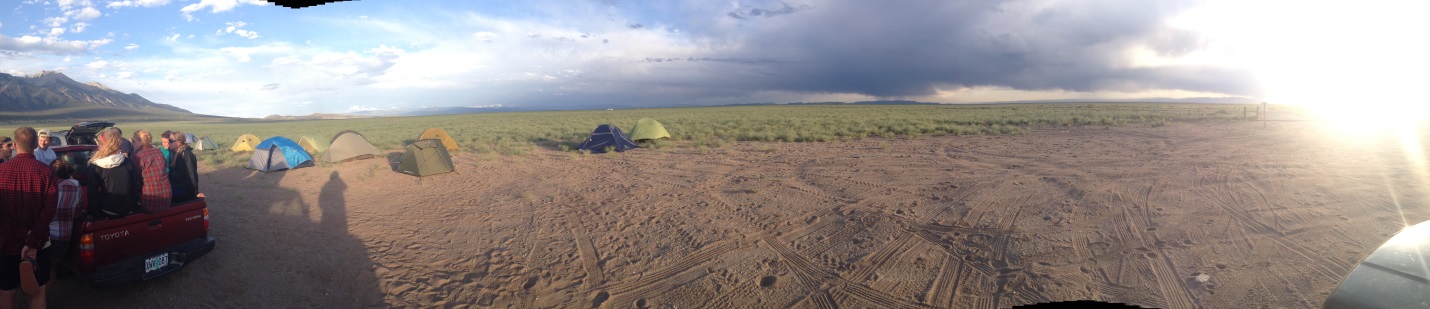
[648,0,1256,99]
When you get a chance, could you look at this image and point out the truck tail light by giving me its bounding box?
[203,208,210,231]
[79,233,94,265]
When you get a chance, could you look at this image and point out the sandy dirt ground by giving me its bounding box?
[44,120,1430,308]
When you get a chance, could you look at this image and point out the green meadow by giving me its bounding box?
[4,103,1264,167]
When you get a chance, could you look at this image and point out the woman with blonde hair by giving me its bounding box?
[86,127,139,218]
[131,130,171,213]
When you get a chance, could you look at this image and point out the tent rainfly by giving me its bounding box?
[193,137,218,150]
[247,136,315,172]
[231,134,263,152]
[418,128,460,151]
[629,118,671,142]
[297,136,326,155]
[577,124,639,154]
[397,139,455,177]
[321,130,382,163]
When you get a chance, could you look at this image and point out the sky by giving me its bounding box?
[1,0,1428,118]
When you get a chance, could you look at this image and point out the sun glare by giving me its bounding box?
[1172,1,1430,136]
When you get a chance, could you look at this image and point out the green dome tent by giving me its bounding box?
[629,118,670,142]
[193,137,218,151]
[397,139,455,177]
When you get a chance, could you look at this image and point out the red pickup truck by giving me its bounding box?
[53,121,215,287]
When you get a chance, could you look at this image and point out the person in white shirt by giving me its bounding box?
[30,129,57,165]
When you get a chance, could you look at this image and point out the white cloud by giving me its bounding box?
[218,43,294,62]
[48,28,66,37]
[0,21,4,29]
[43,17,68,28]
[63,6,103,20]
[164,33,179,42]
[180,0,268,21]
[218,21,259,39]
[124,43,137,50]
[57,0,82,9]
[71,22,88,33]
[106,0,170,8]
[346,105,397,112]
[116,71,134,79]
[233,28,258,38]
[66,7,102,20]
[0,34,111,54]
[473,31,498,42]
[266,45,404,86]
[85,60,109,70]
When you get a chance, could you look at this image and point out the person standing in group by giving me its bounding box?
[0,127,59,308]
[88,127,139,219]
[0,136,11,164]
[159,131,172,174]
[132,130,171,213]
[111,127,134,158]
[46,158,81,303]
[31,129,56,166]
[168,130,199,202]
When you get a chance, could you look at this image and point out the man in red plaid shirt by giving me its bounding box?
[0,127,58,307]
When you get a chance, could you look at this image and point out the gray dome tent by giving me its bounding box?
[320,130,382,163]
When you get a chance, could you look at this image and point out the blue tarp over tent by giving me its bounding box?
[248,136,315,172]
[577,124,639,154]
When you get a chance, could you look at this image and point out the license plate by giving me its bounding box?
[144,254,169,273]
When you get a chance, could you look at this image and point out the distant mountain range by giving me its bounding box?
[0,71,199,121]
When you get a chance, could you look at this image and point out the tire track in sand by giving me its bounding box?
[1112,186,1197,309]
[923,255,964,308]
[845,231,919,282]
[761,235,932,309]
[1195,172,1347,279]
[569,223,605,291]
[598,241,738,296]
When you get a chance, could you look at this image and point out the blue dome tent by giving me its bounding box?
[577,124,639,154]
[248,136,315,172]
